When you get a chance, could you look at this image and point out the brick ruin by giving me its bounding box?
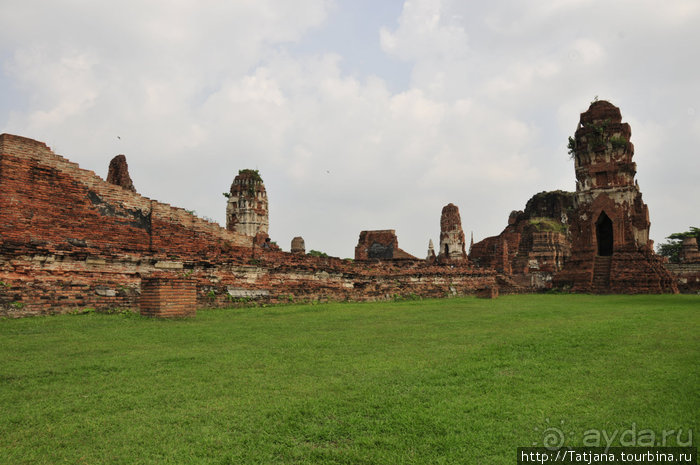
[0,101,690,316]
[426,239,436,261]
[680,237,700,264]
[470,191,573,287]
[468,102,682,294]
[552,101,677,293]
[0,134,503,317]
[106,154,136,192]
[354,230,417,261]
[438,203,467,261]
[226,169,269,246]
[290,236,306,255]
[663,237,700,293]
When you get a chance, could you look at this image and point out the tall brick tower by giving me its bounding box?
[226,169,269,243]
[553,100,676,293]
[438,203,467,261]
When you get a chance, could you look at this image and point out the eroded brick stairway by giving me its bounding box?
[592,255,612,293]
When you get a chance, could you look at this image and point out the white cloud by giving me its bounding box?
[0,0,698,257]
[380,0,468,62]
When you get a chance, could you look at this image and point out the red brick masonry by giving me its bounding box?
[140,277,196,318]
[0,134,506,316]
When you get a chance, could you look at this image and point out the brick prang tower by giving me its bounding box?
[226,169,269,243]
[553,100,677,293]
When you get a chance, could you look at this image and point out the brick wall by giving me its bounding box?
[0,134,509,316]
[0,134,250,260]
[666,263,700,294]
[0,250,504,316]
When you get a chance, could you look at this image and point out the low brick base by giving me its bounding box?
[476,286,499,299]
[140,277,196,318]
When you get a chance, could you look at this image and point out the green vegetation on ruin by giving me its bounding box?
[1,294,698,464]
[609,135,628,150]
[567,135,577,158]
[528,217,567,233]
[307,249,330,258]
[238,168,262,182]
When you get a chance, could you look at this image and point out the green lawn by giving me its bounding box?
[1,295,698,464]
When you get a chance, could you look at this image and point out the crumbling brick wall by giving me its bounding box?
[0,134,250,259]
[665,264,700,294]
[0,134,508,316]
[354,230,417,261]
[469,191,572,280]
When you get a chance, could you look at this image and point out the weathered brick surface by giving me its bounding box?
[665,264,700,294]
[0,134,508,316]
[469,191,571,280]
[290,236,305,254]
[140,277,196,318]
[106,154,136,192]
[0,248,504,316]
[0,134,251,259]
[680,237,700,264]
[354,230,417,261]
[438,203,467,261]
[476,287,498,299]
[552,102,677,294]
[226,169,268,241]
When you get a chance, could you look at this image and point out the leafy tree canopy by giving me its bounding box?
[656,227,699,263]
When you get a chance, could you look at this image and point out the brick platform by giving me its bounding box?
[140,278,196,318]
[476,287,498,299]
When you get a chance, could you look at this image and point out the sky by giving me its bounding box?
[1,0,698,258]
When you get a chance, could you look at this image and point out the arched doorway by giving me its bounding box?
[596,212,613,256]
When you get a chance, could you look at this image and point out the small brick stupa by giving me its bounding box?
[226,169,269,245]
[290,236,306,254]
[106,154,136,192]
[680,237,700,264]
[553,100,677,293]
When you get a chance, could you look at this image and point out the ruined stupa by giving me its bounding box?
[680,237,700,264]
[226,169,269,243]
[106,154,136,192]
[426,239,436,261]
[290,236,306,254]
[553,100,677,293]
[354,230,417,261]
[438,203,467,261]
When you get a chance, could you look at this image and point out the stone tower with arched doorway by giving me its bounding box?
[553,100,676,293]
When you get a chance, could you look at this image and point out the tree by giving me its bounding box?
[656,227,700,263]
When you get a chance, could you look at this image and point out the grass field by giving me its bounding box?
[1,294,698,464]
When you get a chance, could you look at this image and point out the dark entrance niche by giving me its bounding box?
[596,211,613,256]
[445,244,449,255]
[368,242,393,260]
